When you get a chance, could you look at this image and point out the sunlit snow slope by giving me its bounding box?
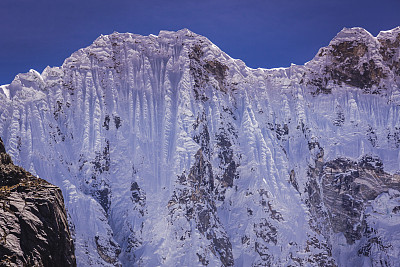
[1,27,400,266]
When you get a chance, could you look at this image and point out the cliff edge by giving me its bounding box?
[0,137,76,266]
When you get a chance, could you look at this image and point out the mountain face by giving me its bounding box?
[0,137,76,266]
[0,27,400,266]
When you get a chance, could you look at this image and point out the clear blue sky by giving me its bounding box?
[1,0,399,84]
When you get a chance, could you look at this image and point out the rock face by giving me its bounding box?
[0,27,400,266]
[307,153,400,261]
[0,137,76,266]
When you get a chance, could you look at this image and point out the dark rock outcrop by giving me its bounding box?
[168,150,234,266]
[326,41,386,90]
[307,154,400,244]
[0,137,76,267]
[306,27,400,95]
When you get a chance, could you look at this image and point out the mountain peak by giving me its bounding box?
[330,27,376,46]
[377,26,400,42]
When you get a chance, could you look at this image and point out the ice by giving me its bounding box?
[0,27,399,266]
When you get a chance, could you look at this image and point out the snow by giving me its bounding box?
[377,26,400,42]
[0,84,10,99]
[0,27,399,266]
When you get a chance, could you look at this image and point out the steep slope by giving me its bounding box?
[0,27,399,266]
[0,137,76,266]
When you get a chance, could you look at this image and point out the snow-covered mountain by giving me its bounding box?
[1,27,400,266]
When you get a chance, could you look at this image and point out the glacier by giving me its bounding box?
[0,27,400,266]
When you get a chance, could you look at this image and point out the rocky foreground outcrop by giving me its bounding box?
[0,137,76,266]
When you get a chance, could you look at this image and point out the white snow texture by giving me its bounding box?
[1,27,400,266]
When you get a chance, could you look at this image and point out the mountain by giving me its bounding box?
[0,27,400,266]
[0,137,76,266]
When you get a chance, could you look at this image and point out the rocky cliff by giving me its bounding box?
[0,137,76,266]
[0,27,400,266]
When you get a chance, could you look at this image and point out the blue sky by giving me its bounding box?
[1,0,399,84]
